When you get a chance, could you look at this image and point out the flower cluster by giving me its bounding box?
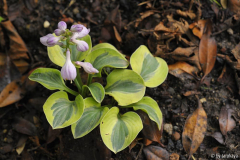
[40,21,98,81]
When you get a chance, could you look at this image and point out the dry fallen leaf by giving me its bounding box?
[182,99,207,159]
[199,21,217,81]
[231,43,240,63]
[113,26,122,43]
[16,135,28,155]
[168,61,199,81]
[227,0,240,13]
[12,117,37,136]
[219,104,236,136]
[135,10,156,27]
[0,76,26,108]
[211,132,225,145]
[143,145,169,160]
[170,153,180,160]
[138,111,163,146]
[176,10,196,20]
[189,19,209,39]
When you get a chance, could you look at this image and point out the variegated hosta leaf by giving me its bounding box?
[82,82,105,103]
[100,107,143,153]
[105,69,146,106]
[84,47,129,77]
[71,97,109,138]
[126,96,163,130]
[29,68,68,91]
[91,43,119,52]
[47,35,92,67]
[43,91,84,129]
[130,45,168,88]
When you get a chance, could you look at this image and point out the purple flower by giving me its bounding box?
[58,21,67,30]
[40,34,54,46]
[61,49,77,81]
[54,21,67,36]
[40,34,63,47]
[74,40,89,52]
[70,24,84,32]
[70,26,90,40]
[75,61,99,74]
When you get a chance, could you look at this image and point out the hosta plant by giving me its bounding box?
[29,21,168,153]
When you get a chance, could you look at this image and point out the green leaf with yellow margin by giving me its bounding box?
[82,82,105,103]
[47,35,92,67]
[105,69,146,106]
[43,91,84,129]
[100,107,143,153]
[85,46,129,77]
[71,97,109,138]
[130,45,168,88]
[92,43,120,52]
[125,96,163,130]
[29,68,78,95]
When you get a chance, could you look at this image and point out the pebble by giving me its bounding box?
[170,153,180,160]
[43,20,50,28]
[200,98,206,103]
[172,132,181,141]
[167,138,175,150]
[3,129,7,134]
[176,140,183,151]
[164,123,173,135]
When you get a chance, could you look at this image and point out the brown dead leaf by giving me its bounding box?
[0,76,26,108]
[1,20,29,73]
[232,43,240,63]
[47,126,62,144]
[182,99,207,159]
[144,138,153,146]
[169,47,197,57]
[143,145,169,160]
[135,10,156,27]
[221,0,228,9]
[211,132,225,145]
[228,0,240,13]
[129,138,142,152]
[16,135,28,155]
[12,117,37,136]
[154,22,174,32]
[219,104,236,136]
[113,26,122,43]
[138,111,163,146]
[176,10,196,20]
[183,91,200,96]
[168,61,199,80]
[199,21,217,81]
[189,19,209,39]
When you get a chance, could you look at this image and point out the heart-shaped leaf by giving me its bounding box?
[130,45,168,88]
[92,43,119,51]
[105,69,146,106]
[126,97,163,130]
[100,107,143,153]
[71,97,109,138]
[43,91,84,129]
[82,82,105,103]
[85,46,129,77]
[29,68,78,95]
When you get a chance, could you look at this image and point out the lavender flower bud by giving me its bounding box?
[75,40,89,52]
[70,24,84,32]
[61,49,77,81]
[54,29,65,36]
[47,36,62,47]
[40,34,55,46]
[58,21,67,30]
[75,61,99,74]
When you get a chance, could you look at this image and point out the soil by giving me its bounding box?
[1,0,240,160]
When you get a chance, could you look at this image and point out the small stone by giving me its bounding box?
[176,140,183,151]
[170,153,180,160]
[173,126,178,130]
[172,132,181,141]
[164,123,173,135]
[3,129,7,134]
[3,137,7,142]
[200,98,206,103]
[73,7,79,14]
[167,138,175,150]
[229,144,235,150]
[43,20,50,28]
[227,28,234,35]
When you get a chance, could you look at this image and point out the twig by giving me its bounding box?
[62,0,76,15]
[135,143,143,160]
